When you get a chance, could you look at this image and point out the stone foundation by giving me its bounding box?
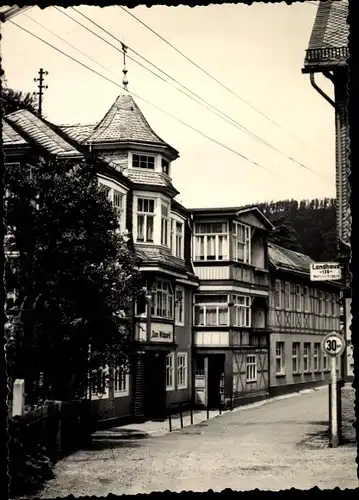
[340,383,356,443]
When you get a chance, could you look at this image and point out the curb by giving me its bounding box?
[91,385,327,441]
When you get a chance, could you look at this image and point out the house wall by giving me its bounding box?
[268,273,341,395]
[166,286,193,407]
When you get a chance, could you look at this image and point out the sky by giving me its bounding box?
[2,2,337,208]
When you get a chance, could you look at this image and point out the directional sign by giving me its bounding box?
[322,332,345,357]
[310,262,342,281]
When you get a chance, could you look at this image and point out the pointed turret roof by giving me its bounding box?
[87,94,178,156]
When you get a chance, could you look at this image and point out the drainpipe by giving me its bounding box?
[309,72,347,383]
[309,73,343,250]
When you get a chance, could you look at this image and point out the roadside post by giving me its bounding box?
[321,332,345,447]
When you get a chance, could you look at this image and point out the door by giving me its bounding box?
[144,352,167,420]
[207,354,225,409]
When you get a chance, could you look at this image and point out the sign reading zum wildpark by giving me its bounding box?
[310,262,342,281]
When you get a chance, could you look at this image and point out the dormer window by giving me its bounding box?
[162,158,170,175]
[133,154,155,169]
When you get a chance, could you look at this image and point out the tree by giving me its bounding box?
[2,87,38,116]
[268,212,300,251]
[4,157,143,401]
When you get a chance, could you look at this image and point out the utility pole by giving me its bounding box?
[33,68,48,117]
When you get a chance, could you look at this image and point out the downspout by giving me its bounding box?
[309,72,347,383]
[309,73,343,249]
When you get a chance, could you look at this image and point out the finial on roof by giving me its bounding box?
[121,43,129,91]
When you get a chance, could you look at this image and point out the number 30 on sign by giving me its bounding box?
[321,332,345,357]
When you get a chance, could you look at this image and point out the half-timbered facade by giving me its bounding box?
[190,206,274,408]
[268,243,341,395]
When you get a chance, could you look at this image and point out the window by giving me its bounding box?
[177,353,188,389]
[318,291,324,314]
[325,293,331,315]
[166,353,174,390]
[194,222,228,261]
[323,354,328,371]
[90,366,109,399]
[161,202,169,246]
[162,158,170,175]
[133,154,155,169]
[331,293,336,316]
[246,355,257,382]
[151,280,173,319]
[99,184,125,232]
[313,343,321,371]
[233,222,251,264]
[194,295,229,326]
[284,282,290,310]
[275,280,281,309]
[275,342,285,375]
[175,221,183,258]
[233,295,251,327]
[303,343,310,372]
[137,198,155,242]
[292,343,300,373]
[295,285,302,311]
[175,287,184,325]
[113,189,124,231]
[303,286,310,312]
[114,367,128,395]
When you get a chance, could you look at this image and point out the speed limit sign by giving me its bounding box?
[322,332,345,357]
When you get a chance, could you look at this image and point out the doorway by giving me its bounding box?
[207,354,225,409]
[144,352,167,420]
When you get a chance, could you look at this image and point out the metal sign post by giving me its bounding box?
[321,332,345,448]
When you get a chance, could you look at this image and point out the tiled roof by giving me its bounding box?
[127,170,173,187]
[88,94,177,153]
[135,245,194,276]
[304,0,348,70]
[58,123,96,143]
[2,119,28,146]
[268,243,313,274]
[5,110,82,157]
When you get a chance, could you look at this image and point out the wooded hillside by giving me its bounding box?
[257,198,337,262]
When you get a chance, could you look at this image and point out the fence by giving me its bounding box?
[167,399,231,433]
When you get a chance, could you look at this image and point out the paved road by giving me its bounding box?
[38,387,358,497]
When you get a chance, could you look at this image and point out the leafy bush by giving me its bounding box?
[8,416,54,498]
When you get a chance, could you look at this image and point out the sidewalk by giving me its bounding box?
[91,385,327,441]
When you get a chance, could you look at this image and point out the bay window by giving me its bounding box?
[161,202,169,246]
[194,295,229,326]
[233,295,251,327]
[194,222,228,261]
[233,222,251,264]
[132,154,155,169]
[151,280,174,319]
[136,198,155,242]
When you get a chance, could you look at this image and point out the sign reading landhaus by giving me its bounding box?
[310,262,342,281]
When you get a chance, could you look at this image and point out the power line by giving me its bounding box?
[23,12,119,78]
[119,5,317,150]
[10,18,313,191]
[62,6,328,182]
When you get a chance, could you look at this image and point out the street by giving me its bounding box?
[37,387,357,497]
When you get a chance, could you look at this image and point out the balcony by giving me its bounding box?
[194,331,229,347]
